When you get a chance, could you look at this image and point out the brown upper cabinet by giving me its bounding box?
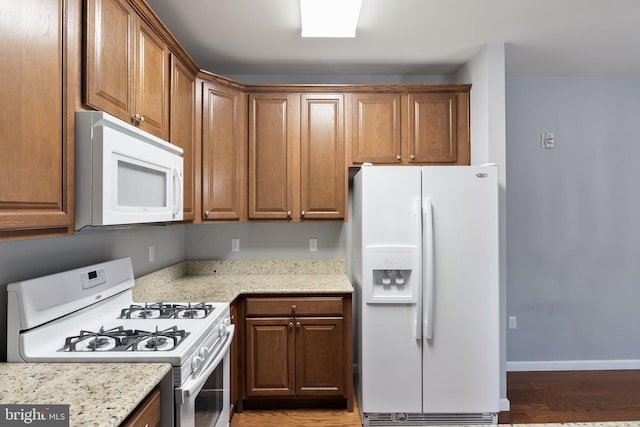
[248,93,346,222]
[347,87,470,165]
[201,81,247,222]
[0,0,78,239]
[349,93,402,164]
[170,55,197,221]
[85,0,170,140]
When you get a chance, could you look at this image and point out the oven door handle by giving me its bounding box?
[175,324,235,404]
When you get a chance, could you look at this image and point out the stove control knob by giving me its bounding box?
[218,323,228,336]
[192,356,203,372]
[199,346,210,359]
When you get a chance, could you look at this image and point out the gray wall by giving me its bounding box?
[506,76,640,368]
[185,222,349,261]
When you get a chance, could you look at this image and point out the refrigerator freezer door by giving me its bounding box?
[420,166,500,413]
[358,166,423,413]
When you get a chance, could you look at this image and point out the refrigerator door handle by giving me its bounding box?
[423,197,435,340]
[415,198,423,340]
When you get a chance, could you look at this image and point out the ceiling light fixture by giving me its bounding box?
[300,0,363,38]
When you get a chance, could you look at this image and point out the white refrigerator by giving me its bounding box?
[352,165,500,426]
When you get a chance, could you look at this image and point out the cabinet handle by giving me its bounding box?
[288,322,294,328]
[204,210,210,217]
[410,153,415,160]
[296,321,301,328]
[396,154,401,160]
[291,305,297,312]
[301,211,305,216]
[139,115,145,123]
[287,211,292,217]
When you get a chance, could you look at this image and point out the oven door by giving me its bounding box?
[176,324,235,427]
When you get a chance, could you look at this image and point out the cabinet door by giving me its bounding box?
[300,94,346,220]
[408,93,458,163]
[136,20,169,140]
[248,94,295,220]
[295,317,345,396]
[351,93,402,164]
[122,388,161,427]
[85,0,134,123]
[202,83,246,221]
[170,55,196,220]
[0,0,73,236]
[245,318,295,396]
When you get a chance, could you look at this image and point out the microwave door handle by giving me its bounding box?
[175,325,235,404]
[172,167,183,216]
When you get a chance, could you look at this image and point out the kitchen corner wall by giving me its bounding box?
[506,76,640,368]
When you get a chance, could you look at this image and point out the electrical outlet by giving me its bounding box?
[148,244,156,262]
[309,238,317,252]
[231,238,240,252]
[508,316,517,330]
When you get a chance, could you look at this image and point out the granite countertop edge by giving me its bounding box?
[0,362,171,427]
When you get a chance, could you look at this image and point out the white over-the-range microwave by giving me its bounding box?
[75,111,184,231]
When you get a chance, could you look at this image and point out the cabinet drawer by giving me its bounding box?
[246,297,344,317]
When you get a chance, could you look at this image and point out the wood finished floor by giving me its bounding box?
[500,370,640,424]
[230,370,640,426]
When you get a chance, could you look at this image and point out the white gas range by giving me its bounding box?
[6,257,234,427]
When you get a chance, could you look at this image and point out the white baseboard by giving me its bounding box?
[507,359,640,371]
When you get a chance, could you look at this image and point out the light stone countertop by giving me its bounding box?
[0,362,171,427]
[133,259,353,303]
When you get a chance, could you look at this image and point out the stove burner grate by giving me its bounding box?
[63,326,134,352]
[119,302,214,319]
[61,325,189,352]
[132,326,188,351]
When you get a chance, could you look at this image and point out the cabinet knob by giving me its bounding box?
[301,211,305,216]
[139,115,145,123]
[396,154,401,160]
[291,304,297,311]
[410,153,415,160]
[296,321,301,328]
[287,211,292,217]
[289,322,294,328]
[204,210,210,217]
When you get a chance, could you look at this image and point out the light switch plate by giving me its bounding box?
[541,132,555,149]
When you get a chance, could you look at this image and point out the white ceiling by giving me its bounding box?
[146,0,640,77]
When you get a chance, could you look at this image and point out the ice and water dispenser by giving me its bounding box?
[364,246,418,303]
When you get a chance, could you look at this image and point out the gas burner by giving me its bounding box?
[63,326,134,352]
[132,326,188,351]
[173,303,213,319]
[119,302,163,319]
[119,302,214,319]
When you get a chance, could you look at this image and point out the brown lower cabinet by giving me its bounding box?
[122,387,161,427]
[238,295,353,412]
